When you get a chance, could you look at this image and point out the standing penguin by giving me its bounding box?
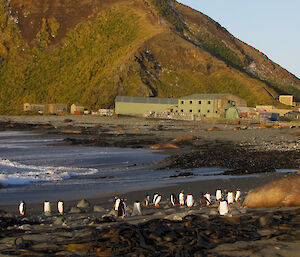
[186,194,194,207]
[19,200,26,216]
[218,198,230,216]
[227,191,234,204]
[57,200,64,215]
[170,193,176,206]
[44,201,51,216]
[153,193,159,205]
[114,197,120,211]
[144,194,150,206]
[179,190,185,206]
[117,199,126,218]
[216,189,222,201]
[132,201,142,216]
[200,192,211,207]
[235,189,241,202]
[204,192,211,206]
[154,194,162,207]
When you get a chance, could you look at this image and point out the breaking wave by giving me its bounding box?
[0,158,99,186]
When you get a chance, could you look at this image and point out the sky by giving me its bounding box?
[177,0,300,79]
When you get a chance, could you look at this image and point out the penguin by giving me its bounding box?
[117,199,126,218]
[186,194,194,207]
[144,194,150,206]
[153,193,159,205]
[204,192,211,206]
[227,191,234,204]
[179,190,185,206]
[218,198,230,216]
[57,200,64,215]
[44,201,51,216]
[200,192,211,207]
[154,194,162,207]
[132,201,142,216]
[114,197,120,211]
[170,193,176,206]
[216,189,222,201]
[235,189,241,202]
[19,200,26,216]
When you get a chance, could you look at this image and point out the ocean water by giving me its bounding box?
[0,131,297,204]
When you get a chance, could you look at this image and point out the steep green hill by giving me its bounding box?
[0,0,299,113]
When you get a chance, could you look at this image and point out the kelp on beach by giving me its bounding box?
[0,208,299,256]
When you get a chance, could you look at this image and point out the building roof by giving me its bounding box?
[115,96,178,105]
[179,94,230,100]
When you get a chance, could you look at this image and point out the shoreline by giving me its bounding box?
[0,115,299,256]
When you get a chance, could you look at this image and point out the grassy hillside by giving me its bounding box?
[0,0,299,114]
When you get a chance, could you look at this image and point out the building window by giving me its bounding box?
[207,110,210,113]
[190,109,193,113]
[208,101,211,104]
[190,101,193,104]
[181,101,184,104]
[198,101,201,104]
[198,109,201,113]
[181,109,184,112]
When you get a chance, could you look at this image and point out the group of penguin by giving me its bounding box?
[18,200,64,216]
[113,188,241,218]
[18,189,241,217]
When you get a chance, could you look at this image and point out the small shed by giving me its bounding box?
[71,104,84,114]
[226,107,258,119]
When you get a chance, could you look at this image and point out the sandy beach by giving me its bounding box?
[0,115,299,256]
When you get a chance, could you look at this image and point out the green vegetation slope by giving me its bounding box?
[0,0,299,113]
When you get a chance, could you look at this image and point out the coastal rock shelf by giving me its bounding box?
[0,208,299,256]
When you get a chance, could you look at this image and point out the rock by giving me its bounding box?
[209,209,218,215]
[258,125,272,129]
[153,211,165,216]
[53,217,65,225]
[60,129,82,134]
[207,126,221,131]
[93,205,105,213]
[69,207,83,214]
[243,174,300,208]
[291,129,300,136]
[164,213,187,221]
[150,143,180,150]
[171,135,197,142]
[259,216,273,227]
[106,210,117,217]
[77,199,90,209]
[18,224,32,230]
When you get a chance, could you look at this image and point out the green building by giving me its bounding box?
[174,94,247,118]
[115,96,178,115]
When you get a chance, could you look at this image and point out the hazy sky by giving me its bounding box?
[177,0,300,79]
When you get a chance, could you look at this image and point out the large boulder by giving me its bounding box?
[243,174,300,208]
